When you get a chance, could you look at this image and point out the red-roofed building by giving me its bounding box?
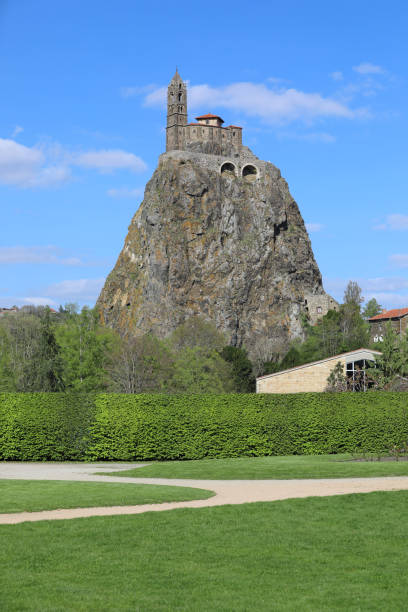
[195,113,224,127]
[368,307,408,343]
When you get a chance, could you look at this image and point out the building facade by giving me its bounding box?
[256,348,382,393]
[368,307,408,343]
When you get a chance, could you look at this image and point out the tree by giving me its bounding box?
[109,334,174,393]
[56,306,117,391]
[343,281,364,307]
[36,307,64,391]
[366,322,399,388]
[169,316,226,352]
[220,346,254,392]
[171,345,234,393]
[362,298,383,319]
[326,362,348,392]
[396,329,408,377]
[0,307,65,392]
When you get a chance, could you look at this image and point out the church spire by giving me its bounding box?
[166,70,187,152]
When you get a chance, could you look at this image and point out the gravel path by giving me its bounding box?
[2,462,408,525]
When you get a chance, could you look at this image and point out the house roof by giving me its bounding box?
[228,125,242,129]
[195,113,224,123]
[187,123,228,129]
[256,348,382,381]
[369,307,408,321]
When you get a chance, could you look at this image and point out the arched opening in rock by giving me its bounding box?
[220,162,237,178]
[242,164,258,182]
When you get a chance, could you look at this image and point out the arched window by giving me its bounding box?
[242,164,258,182]
[220,162,237,177]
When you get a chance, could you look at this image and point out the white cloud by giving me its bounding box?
[306,223,324,232]
[144,81,367,125]
[0,246,82,265]
[389,254,408,268]
[120,84,157,98]
[74,150,147,174]
[330,71,344,81]
[363,277,408,291]
[0,138,70,188]
[11,125,24,138]
[107,187,143,198]
[353,63,385,75]
[22,297,58,306]
[0,137,147,189]
[364,292,408,308]
[374,214,408,231]
[45,278,105,299]
[279,131,335,143]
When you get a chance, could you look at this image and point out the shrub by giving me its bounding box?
[1,392,408,461]
[0,392,95,460]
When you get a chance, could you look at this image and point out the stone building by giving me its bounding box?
[166,69,242,156]
[368,307,408,343]
[256,348,382,393]
[304,293,339,325]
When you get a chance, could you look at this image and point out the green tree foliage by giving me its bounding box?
[168,318,235,393]
[326,362,348,392]
[36,307,64,391]
[169,316,226,352]
[362,298,383,319]
[220,346,255,392]
[343,280,364,307]
[56,306,117,391]
[171,346,235,393]
[0,307,64,391]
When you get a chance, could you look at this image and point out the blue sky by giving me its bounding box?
[1,0,408,310]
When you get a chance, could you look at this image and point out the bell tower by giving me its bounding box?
[166,69,187,151]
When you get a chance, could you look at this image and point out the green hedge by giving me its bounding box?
[0,392,407,461]
[0,393,95,461]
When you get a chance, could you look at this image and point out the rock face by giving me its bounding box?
[97,146,331,358]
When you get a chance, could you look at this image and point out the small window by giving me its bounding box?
[206,119,209,124]
[317,306,322,314]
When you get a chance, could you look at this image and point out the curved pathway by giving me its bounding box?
[2,462,408,525]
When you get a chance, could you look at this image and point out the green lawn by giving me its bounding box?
[0,479,213,513]
[106,453,408,480]
[2,491,408,610]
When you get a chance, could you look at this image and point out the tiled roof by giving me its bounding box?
[227,125,242,129]
[369,307,408,321]
[195,113,224,121]
[187,123,228,128]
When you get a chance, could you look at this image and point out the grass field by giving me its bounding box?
[1,490,408,610]
[0,479,213,513]
[105,453,408,480]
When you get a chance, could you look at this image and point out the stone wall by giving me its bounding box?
[257,357,347,393]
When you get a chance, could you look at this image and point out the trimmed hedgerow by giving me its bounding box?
[0,392,95,461]
[0,392,408,461]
